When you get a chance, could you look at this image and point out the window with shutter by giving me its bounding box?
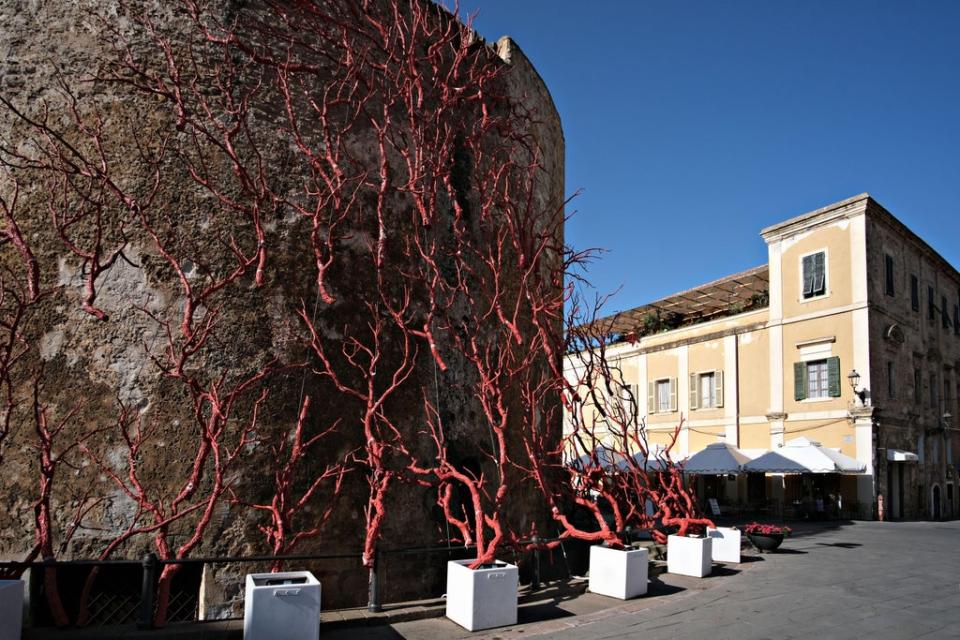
[885,254,895,296]
[911,275,919,311]
[802,359,832,399]
[887,361,895,399]
[715,370,724,408]
[689,373,699,410]
[802,251,826,299]
[914,368,922,404]
[621,384,639,422]
[802,254,815,297]
[942,295,950,329]
[929,286,935,323]
[827,356,841,397]
[647,381,656,415]
[813,252,826,295]
[698,372,716,408]
[655,379,672,413]
[794,362,807,401]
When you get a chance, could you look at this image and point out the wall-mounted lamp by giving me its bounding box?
[848,369,866,405]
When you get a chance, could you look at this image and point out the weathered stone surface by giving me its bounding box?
[0,0,563,613]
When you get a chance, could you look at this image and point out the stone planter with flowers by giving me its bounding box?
[744,523,792,553]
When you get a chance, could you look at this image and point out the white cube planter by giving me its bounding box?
[588,545,648,600]
[707,527,741,564]
[446,559,518,631]
[0,581,24,640]
[667,535,712,578]
[243,571,320,640]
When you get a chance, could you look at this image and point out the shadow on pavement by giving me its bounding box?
[517,601,575,624]
[735,554,765,563]
[706,566,740,578]
[647,577,685,596]
[814,542,862,548]
[783,520,860,539]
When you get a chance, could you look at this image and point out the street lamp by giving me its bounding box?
[848,369,866,405]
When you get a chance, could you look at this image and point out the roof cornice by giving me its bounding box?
[760,193,871,242]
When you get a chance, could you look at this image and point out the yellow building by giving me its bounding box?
[569,194,960,520]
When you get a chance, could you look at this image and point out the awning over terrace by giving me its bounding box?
[744,437,865,474]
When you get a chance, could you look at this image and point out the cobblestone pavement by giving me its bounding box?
[323,520,960,640]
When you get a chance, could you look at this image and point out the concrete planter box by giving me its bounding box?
[588,545,648,600]
[707,526,741,564]
[667,535,712,578]
[243,571,320,640]
[0,581,24,640]
[446,559,518,631]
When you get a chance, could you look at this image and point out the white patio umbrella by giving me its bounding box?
[567,447,672,473]
[617,451,672,473]
[682,442,752,474]
[744,437,865,473]
[567,447,623,472]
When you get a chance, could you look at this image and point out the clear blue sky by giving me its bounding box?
[456,0,960,314]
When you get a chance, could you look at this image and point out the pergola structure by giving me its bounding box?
[604,265,770,338]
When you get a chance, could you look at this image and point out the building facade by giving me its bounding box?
[574,194,959,520]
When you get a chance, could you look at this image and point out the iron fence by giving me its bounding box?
[0,532,605,630]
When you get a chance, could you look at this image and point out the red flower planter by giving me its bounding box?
[746,532,783,553]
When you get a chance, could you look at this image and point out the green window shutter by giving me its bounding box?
[669,378,678,412]
[802,255,815,297]
[827,357,841,397]
[647,381,656,414]
[794,362,807,401]
[619,384,636,422]
[689,373,699,410]
[715,370,724,408]
[813,252,826,295]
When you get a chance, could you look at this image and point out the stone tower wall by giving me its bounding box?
[0,0,563,613]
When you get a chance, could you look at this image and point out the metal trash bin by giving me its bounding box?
[243,571,320,640]
[0,580,24,640]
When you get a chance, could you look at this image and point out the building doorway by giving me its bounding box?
[932,484,942,520]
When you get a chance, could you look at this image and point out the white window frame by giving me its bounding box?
[799,248,829,302]
[656,379,672,413]
[806,359,829,399]
[690,370,724,410]
[699,372,716,409]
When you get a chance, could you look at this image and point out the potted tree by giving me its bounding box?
[520,304,716,597]
[520,320,652,601]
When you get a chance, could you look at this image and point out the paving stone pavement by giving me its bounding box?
[23,520,960,639]
[320,520,960,640]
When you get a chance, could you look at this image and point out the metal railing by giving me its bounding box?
[0,533,590,630]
